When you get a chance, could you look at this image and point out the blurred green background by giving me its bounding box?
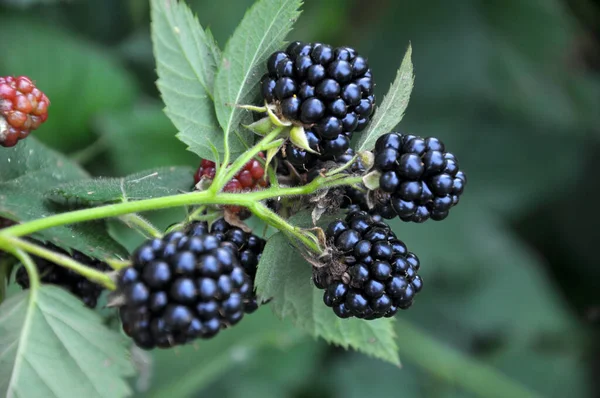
[1,0,599,397]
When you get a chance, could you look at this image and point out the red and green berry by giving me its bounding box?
[0,76,50,148]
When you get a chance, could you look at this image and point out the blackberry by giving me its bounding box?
[193,153,268,218]
[371,132,466,222]
[118,229,255,349]
[187,218,267,314]
[15,242,109,308]
[315,209,423,319]
[0,76,50,147]
[262,42,375,170]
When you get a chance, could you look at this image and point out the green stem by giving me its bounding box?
[4,237,115,290]
[119,213,162,238]
[106,258,131,271]
[11,249,40,291]
[0,175,362,259]
[395,318,542,398]
[250,202,320,253]
[211,127,283,192]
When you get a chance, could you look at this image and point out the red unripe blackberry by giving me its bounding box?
[193,153,268,218]
[0,76,50,147]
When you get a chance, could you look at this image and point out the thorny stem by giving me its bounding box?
[0,175,362,244]
[0,121,362,287]
[12,249,39,291]
[119,213,162,238]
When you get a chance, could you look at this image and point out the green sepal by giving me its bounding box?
[289,126,319,154]
[244,116,275,136]
[265,140,285,173]
[362,170,381,190]
[266,105,292,127]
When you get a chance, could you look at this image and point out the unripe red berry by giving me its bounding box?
[0,76,50,147]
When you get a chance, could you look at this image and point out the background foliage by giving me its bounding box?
[1,0,599,397]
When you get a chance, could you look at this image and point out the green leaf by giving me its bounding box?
[394,318,541,398]
[151,0,223,161]
[255,231,400,365]
[0,138,127,260]
[49,167,194,205]
[136,308,302,398]
[213,0,302,158]
[0,16,137,153]
[0,286,135,398]
[357,44,414,152]
[96,102,199,175]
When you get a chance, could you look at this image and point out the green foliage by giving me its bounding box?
[0,286,135,398]
[96,103,198,175]
[132,308,302,397]
[357,44,414,152]
[0,16,136,153]
[213,0,302,157]
[49,167,194,205]
[151,0,223,162]
[0,0,598,396]
[0,139,127,259]
[256,226,400,365]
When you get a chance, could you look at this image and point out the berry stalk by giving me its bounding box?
[119,213,162,238]
[211,126,284,193]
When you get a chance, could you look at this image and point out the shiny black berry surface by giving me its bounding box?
[316,209,423,320]
[118,220,263,350]
[262,41,375,170]
[188,219,267,314]
[372,132,466,223]
[15,243,109,308]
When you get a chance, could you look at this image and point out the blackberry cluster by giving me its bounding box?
[193,154,268,218]
[315,209,423,319]
[118,218,266,349]
[186,218,266,313]
[261,42,375,169]
[0,76,50,147]
[15,243,109,308]
[372,132,466,222]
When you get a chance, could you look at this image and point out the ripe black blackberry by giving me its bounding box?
[186,218,267,314]
[261,42,375,170]
[371,132,466,223]
[118,223,261,350]
[15,243,109,308]
[315,209,423,319]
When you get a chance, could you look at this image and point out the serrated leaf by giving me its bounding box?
[0,286,135,398]
[151,0,223,161]
[357,44,414,152]
[0,16,136,153]
[49,167,194,205]
[213,0,302,159]
[0,138,127,260]
[255,232,399,365]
